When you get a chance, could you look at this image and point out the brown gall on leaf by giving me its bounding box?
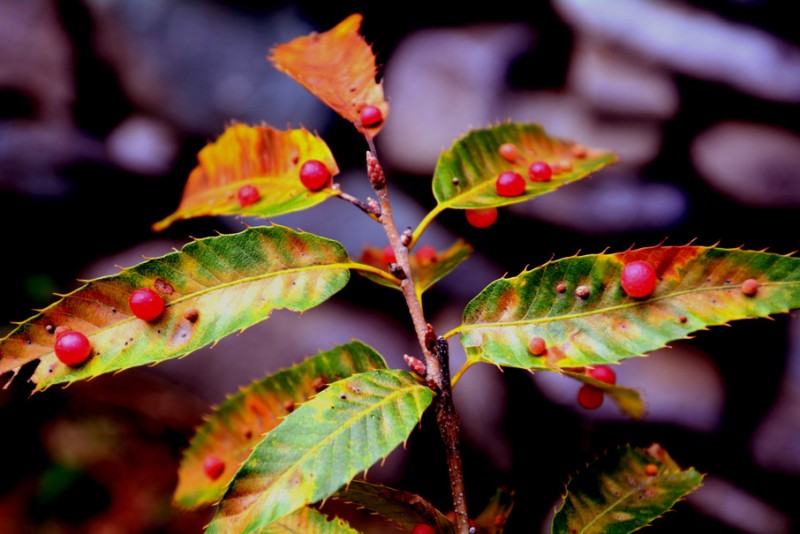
[741,278,759,296]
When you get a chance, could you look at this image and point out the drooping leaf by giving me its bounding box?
[270,14,388,137]
[175,342,387,509]
[432,122,617,211]
[357,240,473,298]
[564,370,645,420]
[207,369,433,533]
[452,246,800,371]
[551,443,703,534]
[332,479,455,534]
[153,124,339,231]
[262,506,360,534]
[474,488,515,534]
[0,225,353,391]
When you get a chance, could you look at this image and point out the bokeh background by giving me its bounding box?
[2,1,800,532]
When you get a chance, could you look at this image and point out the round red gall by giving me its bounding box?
[415,245,437,264]
[129,287,165,322]
[587,365,616,385]
[495,171,526,197]
[575,285,591,299]
[577,384,604,410]
[645,463,659,476]
[299,160,331,191]
[621,260,657,298]
[411,524,437,534]
[54,331,92,366]
[359,105,383,127]
[528,161,553,182]
[556,282,567,293]
[465,208,498,229]
[528,336,547,356]
[741,278,759,296]
[237,184,261,207]
[571,143,588,158]
[203,455,225,480]
[498,143,520,162]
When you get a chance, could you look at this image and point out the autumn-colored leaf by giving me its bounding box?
[0,225,353,391]
[270,14,389,137]
[450,246,800,371]
[333,479,455,533]
[175,342,387,509]
[551,443,703,534]
[206,369,433,533]
[563,370,645,420]
[474,488,515,534]
[263,506,360,534]
[357,240,473,299]
[153,124,339,231]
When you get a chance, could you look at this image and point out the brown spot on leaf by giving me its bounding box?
[575,285,590,299]
[679,315,687,323]
[45,324,55,334]
[284,400,295,413]
[154,278,175,295]
[556,282,567,293]
[312,377,328,392]
[183,308,199,322]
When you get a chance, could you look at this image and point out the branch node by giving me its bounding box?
[401,227,413,247]
[404,354,427,378]
[389,263,407,280]
[367,151,386,189]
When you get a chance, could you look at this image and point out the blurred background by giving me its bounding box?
[1,0,799,532]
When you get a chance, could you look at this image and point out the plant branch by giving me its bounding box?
[332,184,381,221]
[348,263,402,286]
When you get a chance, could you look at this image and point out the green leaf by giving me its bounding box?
[175,341,387,509]
[263,506,361,534]
[0,225,353,391]
[153,124,339,232]
[564,370,645,420]
[552,443,703,534]
[474,488,515,534]
[207,369,434,533]
[333,479,455,533]
[432,122,617,211]
[452,246,800,370]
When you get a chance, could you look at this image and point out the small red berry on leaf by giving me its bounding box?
[299,160,331,191]
[203,455,225,480]
[466,208,498,228]
[54,331,92,366]
[587,364,616,385]
[528,161,552,182]
[359,105,383,127]
[498,143,520,162]
[237,184,261,207]
[528,336,547,356]
[577,384,604,410]
[415,245,437,264]
[621,260,657,298]
[382,245,396,265]
[411,524,436,534]
[496,171,526,197]
[741,278,759,296]
[645,463,659,476]
[129,288,165,322]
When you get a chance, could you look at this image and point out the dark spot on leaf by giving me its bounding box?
[112,308,117,313]
[157,329,162,334]
[184,308,199,322]
[154,278,175,295]
[45,324,54,333]
[339,394,347,400]
[452,177,459,185]
[284,400,295,413]
[679,315,687,323]
[706,277,712,283]
[26,339,32,345]
[725,279,731,284]
[330,405,335,409]
[244,429,252,439]
[312,377,328,392]
[711,299,717,304]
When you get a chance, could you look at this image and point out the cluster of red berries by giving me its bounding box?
[577,365,616,410]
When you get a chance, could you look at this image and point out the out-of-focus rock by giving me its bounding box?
[106,115,178,176]
[692,121,800,207]
[554,0,800,103]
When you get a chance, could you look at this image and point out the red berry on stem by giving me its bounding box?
[466,208,498,228]
[359,105,383,127]
[411,524,436,534]
[528,161,552,182]
[299,160,331,191]
[621,260,657,298]
[203,455,225,480]
[528,336,547,356]
[496,171,526,197]
[577,384,604,410]
[237,184,260,207]
[498,143,520,162]
[415,245,437,264]
[382,245,396,265]
[54,331,92,366]
[587,365,616,385]
[129,288,165,321]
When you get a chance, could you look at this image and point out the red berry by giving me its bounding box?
[203,455,225,480]
[495,171,526,197]
[129,287,165,321]
[299,160,331,191]
[741,278,759,296]
[415,245,437,264]
[587,365,616,385]
[382,245,396,265]
[359,105,383,127]
[54,331,92,366]
[466,208,498,228]
[528,336,547,356]
[528,161,552,182]
[411,524,436,534]
[577,384,604,410]
[620,260,657,298]
[237,184,260,207]
[498,143,520,162]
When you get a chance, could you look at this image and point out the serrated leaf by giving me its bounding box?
[432,122,617,211]
[153,124,339,231]
[552,443,703,534]
[207,369,433,533]
[270,14,388,138]
[474,488,515,534]
[453,246,800,371]
[357,240,473,298]
[175,341,387,509]
[333,479,455,534]
[263,506,360,534]
[564,370,645,420]
[0,225,353,391]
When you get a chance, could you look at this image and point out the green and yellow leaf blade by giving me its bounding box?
[474,488,515,534]
[263,506,361,534]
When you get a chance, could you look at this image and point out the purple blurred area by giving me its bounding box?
[1,1,799,532]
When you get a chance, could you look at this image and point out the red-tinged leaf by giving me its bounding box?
[0,225,354,391]
[474,488,515,534]
[153,124,339,231]
[357,240,473,298]
[269,14,388,137]
[451,246,800,372]
[206,369,433,533]
[552,443,703,534]
[333,479,455,533]
[264,506,360,533]
[563,370,645,420]
[175,341,387,509]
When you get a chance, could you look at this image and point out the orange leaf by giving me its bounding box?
[269,14,389,137]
